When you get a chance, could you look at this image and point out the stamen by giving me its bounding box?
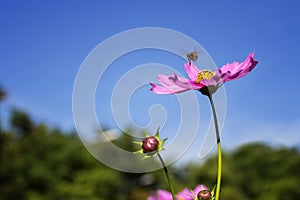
[196,70,215,84]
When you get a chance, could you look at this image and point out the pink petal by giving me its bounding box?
[230,53,253,74]
[193,184,209,194]
[177,188,194,199]
[214,69,231,83]
[147,194,157,200]
[184,62,200,81]
[157,73,189,87]
[147,189,173,200]
[157,74,176,86]
[168,73,203,90]
[219,52,258,82]
[150,82,192,94]
[229,53,258,80]
[156,189,173,200]
[151,72,204,94]
[219,61,239,73]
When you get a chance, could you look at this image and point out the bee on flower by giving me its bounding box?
[150,52,258,96]
[187,51,199,64]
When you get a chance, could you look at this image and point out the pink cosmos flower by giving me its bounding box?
[150,53,258,95]
[148,184,209,200]
[147,189,173,200]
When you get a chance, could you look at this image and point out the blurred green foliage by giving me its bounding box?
[0,108,300,200]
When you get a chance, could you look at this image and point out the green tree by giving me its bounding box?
[1,110,126,200]
[184,143,300,200]
[233,143,300,200]
[2,106,300,200]
[0,85,7,133]
[10,109,34,137]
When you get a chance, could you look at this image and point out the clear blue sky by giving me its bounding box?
[1,0,299,163]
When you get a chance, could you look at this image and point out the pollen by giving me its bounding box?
[196,70,215,84]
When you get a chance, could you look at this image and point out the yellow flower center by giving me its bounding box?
[196,70,215,84]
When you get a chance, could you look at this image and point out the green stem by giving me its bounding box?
[157,153,176,200]
[208,94,222,200]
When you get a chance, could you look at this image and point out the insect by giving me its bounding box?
[186,51,199,63]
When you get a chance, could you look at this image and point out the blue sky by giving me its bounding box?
[1,0,300,163]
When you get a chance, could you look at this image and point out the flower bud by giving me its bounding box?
[134,128,167,157]
[197,185,211,200]
[142,136,159,153]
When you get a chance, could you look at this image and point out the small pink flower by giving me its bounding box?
[148,189,173,200]
[150,53,258,95]
[148,185,208,200]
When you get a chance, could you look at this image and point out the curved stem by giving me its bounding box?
[208,95,220,143]
[208,94,222,200]
[157,153,176,200]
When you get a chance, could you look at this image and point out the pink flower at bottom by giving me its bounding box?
[150,53,258,95]
[148,185,209,200]
[147,189,173,200]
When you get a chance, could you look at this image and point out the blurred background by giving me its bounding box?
[1,0,300,199]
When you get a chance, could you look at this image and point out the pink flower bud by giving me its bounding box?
[142,136,159,153]
[197,189,211,200]
[196,185,211,200]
